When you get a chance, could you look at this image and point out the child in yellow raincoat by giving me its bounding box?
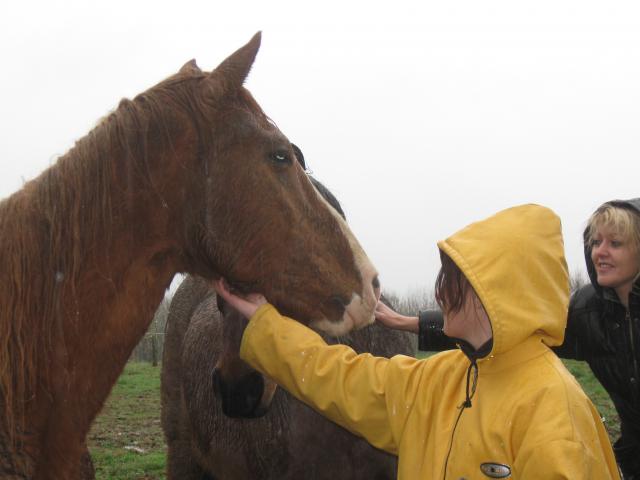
[213,204,619,479]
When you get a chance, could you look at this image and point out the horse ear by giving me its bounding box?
[210,31,262,89]
[180,59,201,75]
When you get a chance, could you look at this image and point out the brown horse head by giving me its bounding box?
[210,146,348,418]
[164,32,380,333]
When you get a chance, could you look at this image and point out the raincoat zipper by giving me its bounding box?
[628,310,639,394]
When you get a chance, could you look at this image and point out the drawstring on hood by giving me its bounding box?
[460,360,478,409]
[451,336,492,408]
[443,336,492,479]
[443,356,480,480]
[457,339,493,409]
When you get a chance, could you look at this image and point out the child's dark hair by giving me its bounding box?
[435,251,471,314]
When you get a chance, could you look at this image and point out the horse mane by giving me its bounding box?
[0,66,263,445]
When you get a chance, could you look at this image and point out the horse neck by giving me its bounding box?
[49,110,191,280]
[0,98,195,398]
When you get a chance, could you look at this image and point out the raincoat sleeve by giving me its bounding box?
[239,304,421,455]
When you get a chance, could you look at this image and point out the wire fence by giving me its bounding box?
[128,297,169,365]
[130,332,165,365]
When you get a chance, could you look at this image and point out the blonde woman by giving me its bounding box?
[555,198,640,479]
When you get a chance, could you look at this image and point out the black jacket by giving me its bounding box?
[418,198,640,476]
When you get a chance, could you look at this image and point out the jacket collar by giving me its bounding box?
[452,337,493,361]
[476,335,550,374]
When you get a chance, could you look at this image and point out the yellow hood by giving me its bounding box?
[437,204,569,356]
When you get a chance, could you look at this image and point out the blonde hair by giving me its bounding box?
[586,204,640,254]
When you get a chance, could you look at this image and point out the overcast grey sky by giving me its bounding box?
[1,1,638,295]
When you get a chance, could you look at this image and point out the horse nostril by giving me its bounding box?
[329,295,348,317]
[212,367,267,419]
[372,275,381,301]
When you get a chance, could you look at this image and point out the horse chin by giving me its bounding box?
[225,278,260,296]
[311,316,375,337]
[310,294,377,337]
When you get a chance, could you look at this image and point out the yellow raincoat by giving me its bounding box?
[240,204,620,479]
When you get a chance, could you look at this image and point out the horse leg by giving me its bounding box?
[31,399,91,480]
[79,445,95,480]
[0,435,38,479]
[34,434,85,480]
[0,401,45,479]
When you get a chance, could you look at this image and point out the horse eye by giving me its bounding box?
[271,151,292,165]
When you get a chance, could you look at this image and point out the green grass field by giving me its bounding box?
[88,360,619,479]
[565,359,620,440]
[88,363,166,480]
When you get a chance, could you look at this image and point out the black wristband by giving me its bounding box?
[417,310,446,352]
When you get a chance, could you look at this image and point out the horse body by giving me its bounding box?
[161,275,415,479]
[0,33,379,479]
